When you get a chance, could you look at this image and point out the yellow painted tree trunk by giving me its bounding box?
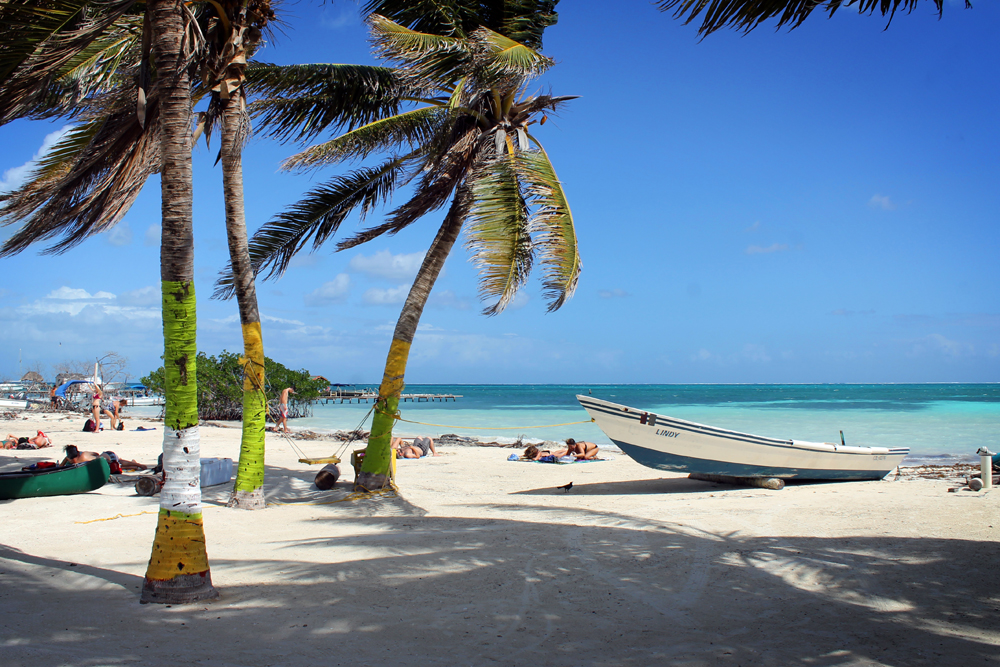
[356,198,465,489]
[141,0,216,604]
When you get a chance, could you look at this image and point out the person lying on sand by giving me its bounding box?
[61,445,145,471]
[2,432,52,449]
[392,436,440,458]
[565,438,599,460]
[522,444,568,461]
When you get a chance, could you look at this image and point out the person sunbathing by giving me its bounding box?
[2,432,52,449]
[392,436,440,458]
[61,445,145,471]
[565,438,599,460]
[522,444,569,461]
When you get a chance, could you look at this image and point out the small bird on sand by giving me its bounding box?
[557,481,573,492]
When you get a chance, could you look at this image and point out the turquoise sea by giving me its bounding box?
[287,384,998,465]
[130,384,998,464]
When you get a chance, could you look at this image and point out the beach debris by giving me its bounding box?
[135,475,164,496]
[969,478,984,492]
[314,464,341,490]
[977,447,994,491]
[689,472,785,490]
[557,481,573,492]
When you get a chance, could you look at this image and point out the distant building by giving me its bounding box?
[21,371,45,385]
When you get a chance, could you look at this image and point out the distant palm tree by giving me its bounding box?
[219,8,581,489]
[656,0,966,36]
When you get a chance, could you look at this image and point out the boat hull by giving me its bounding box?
[0,458,110,500]
[578,395,908,481]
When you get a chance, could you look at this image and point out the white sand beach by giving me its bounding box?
[2,411,998,667]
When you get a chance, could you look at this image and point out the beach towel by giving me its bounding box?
[511,455,614,464]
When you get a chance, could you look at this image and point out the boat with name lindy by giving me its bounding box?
[578,395,908,481]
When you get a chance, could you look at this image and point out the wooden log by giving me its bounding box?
[688,472,785,490]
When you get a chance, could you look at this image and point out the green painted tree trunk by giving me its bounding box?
[141,0,217,604]
[220,85,268,510]
[357,198,466,490]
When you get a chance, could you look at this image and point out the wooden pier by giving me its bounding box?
[316,393,462,404]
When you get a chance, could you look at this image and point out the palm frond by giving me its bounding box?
[465,157,532,316]
[0,0,142,125]
[362,0,559,49]
[213,155,414,298]
[281,106,449,170]
[657,0,953,37]
[246,61,410,143]
[336,122,480,250]
[0,85,160,256]
[469,26,552,81]
[367,13,469,85]
[513,143,580,312]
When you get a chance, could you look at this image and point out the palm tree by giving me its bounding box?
[219,9,581,489]
[0,0,220,602]
[655,0,966,36]
[139,0,217,604]
[0,0,283,511]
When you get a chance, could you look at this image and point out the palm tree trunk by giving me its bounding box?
[220,86,268,511]
[356,194,466,489]
[141,0,217,604]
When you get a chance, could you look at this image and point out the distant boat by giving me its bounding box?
[578,395,908,481]
[0,397,29,409]
[127,395,165,406]
[0,458,110,500]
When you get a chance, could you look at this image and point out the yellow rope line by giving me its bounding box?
[74,510,157,524]
[393,416,595,430]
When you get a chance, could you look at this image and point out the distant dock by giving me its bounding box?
[316,392,461,404]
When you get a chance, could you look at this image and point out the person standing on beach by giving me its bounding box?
[278,387,296,433]
[90,389,102,433]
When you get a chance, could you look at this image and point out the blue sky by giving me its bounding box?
[1,1,998,385]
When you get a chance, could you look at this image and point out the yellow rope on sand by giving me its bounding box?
[393,416,595,430]
[74,510,157,524]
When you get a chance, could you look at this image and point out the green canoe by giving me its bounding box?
[0,457,110,500]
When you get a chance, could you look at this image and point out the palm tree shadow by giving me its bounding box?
[514,476,724,495]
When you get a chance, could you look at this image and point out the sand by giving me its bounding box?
[1,410,998,667]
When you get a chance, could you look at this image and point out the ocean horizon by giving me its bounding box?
[128,383,1000,466]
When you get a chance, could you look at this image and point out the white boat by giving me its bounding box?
[0,397,29,409]
[127,395,164,406]
[578,395,908,481]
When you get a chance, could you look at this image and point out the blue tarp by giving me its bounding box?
[54,380,96,398]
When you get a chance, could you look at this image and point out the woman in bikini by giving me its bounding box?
[564,438,599,460]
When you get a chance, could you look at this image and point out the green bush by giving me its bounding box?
[141,351,326,421]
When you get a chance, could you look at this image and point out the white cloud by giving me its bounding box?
[868,194,896,210]
[745,243,789,255]
[144,224,161,247]
[745,221,760,232]
[349,250,425,282]
[262,314,306,326]
[427,289,471,310]
[363,284,409,305]
[15,286,158,320]
[910,333,974,358]
[304,274,351,306]
[117,286,159,307]
[598,288,630,299]
[320,8,355,29]
[507,291,530,310]
[0,125,72,194]
[742,343,771,363]
[106,221,133,247]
